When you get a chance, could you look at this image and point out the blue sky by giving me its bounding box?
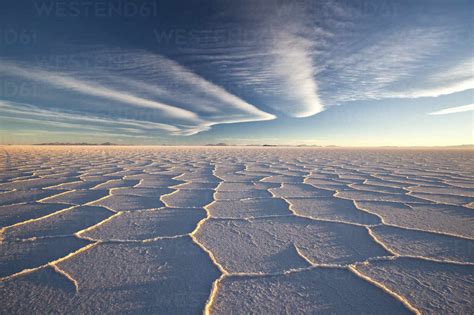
[0,0,472,145]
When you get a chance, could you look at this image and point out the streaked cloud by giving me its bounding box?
[270,32,323,117]
[0,100,181,134]
[317,26,452,103]
[0,50,276,136]
[386,58,474,99]
[429,104,474,115]
[0,60,199,122]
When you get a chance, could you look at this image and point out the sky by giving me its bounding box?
[0,0,473,146]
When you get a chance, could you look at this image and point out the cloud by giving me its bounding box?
[386,58,474,99]
[179,2,466,119]
[121,53,277,133]
[270,32,323,117]
[157,35,324,119]
[175,1,326,119]
[0,100,181,134]
[317,26,451,103]
[0,61,199,123]
[429,58,474,84]
[138,54,275,121]
[391,78,474,99]
[428,104,474,115]
[0,51,275,136]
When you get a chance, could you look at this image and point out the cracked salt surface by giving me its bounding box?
[0,146,473,314]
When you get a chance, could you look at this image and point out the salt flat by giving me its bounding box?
[0,146,473,314]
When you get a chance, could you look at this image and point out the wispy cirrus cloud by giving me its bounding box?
[0,60,199,123]
[387,58,474,99]
[0,50,275,136]
[317,26,452,103]
[429,104,474,115]
[178,1,470,120]
[0,100,181,134]
[113,51,275,124]
[391,78,474,99]
[176,1,327,119]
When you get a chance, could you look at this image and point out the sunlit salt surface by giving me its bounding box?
[0,146,473,314]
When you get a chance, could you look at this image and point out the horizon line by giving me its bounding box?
[1,143,473,149]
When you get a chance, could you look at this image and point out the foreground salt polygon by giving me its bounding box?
[0,146,473,314]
